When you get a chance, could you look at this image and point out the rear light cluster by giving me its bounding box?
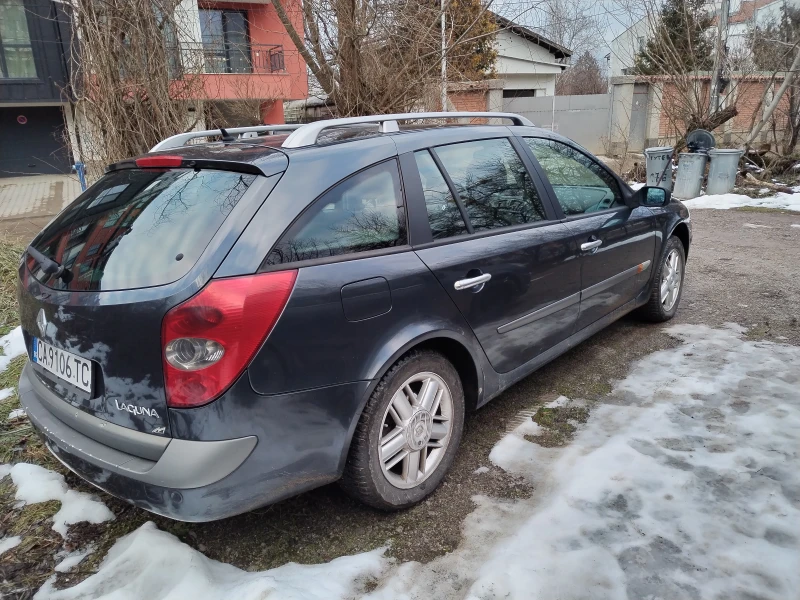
[162,271,297,408]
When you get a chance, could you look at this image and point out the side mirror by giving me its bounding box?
[632,186,671,208]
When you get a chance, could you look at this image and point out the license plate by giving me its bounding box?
[32,337,93,393]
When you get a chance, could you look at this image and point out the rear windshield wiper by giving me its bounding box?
[26,246,73,283]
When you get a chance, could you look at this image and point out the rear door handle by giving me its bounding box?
[454,273,492,291]
[581,239,603,252]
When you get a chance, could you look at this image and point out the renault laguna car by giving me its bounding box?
[17,113,690,520]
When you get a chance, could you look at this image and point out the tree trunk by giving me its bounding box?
[745,47,800,148]
[673,105,738,152]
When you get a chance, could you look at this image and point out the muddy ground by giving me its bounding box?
[2,206,800,597]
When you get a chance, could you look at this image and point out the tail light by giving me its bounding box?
[162,270,297,408]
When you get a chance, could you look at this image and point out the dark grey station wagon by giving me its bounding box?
[18,112,691,520]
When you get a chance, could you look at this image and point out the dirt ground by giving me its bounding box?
[3,206,800,596]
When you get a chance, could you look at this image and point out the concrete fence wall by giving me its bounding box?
[608,74,791,155]
[502,94,611,154]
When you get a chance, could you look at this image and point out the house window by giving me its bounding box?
[199,9,251,74]
[503,89,537,99]
[502,89,548,99]
[0,0,37,79]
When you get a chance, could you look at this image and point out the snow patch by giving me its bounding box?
[7,407,25,420]
[0,326,26,373]
[0,387,14,402]
[54,546,93,573]
[473,466,490,475]
[743,223,772,229]
[489,417,545,477]
[792,224,800,228]
[629,182,646,191]
[543,395,569,408]
[683,190,800,211]
[364,325,800,599]
[37,522,387,600]
[0,535,21,556]
[0,463,10,479]
[10,463,114,537]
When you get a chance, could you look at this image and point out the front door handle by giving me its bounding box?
[454,273,492,291]
[581,239,603,252]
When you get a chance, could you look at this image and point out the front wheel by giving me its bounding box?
[638,235,686,322]
[340,350,465,510]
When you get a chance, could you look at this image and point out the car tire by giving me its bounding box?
[638,235,686,322]
[340,350,465,510]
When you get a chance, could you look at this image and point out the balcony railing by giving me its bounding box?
[179,42,285,75]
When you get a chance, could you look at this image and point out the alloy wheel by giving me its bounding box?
[660,248,682,311]
[378,371,453,489]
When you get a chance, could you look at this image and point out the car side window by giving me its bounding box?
[413,150,469,240]
[264,160,406,265]
[524,138,624,216]
[433,138,546,232]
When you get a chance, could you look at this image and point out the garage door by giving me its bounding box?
[0,107,71,177]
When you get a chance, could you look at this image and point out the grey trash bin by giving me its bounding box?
[673,153,708,199]
[644,146,674,191]
[706,149,743,195]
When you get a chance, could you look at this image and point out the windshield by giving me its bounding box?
[28,168,256,291]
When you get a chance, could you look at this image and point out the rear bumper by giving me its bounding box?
[21,363,257,520]
[20,363,369,521]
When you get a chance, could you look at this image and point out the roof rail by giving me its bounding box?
[280,112,534,149]
[150,124,302,152]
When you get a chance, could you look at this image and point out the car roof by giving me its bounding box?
[150,123,556,165]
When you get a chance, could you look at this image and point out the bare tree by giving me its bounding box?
[536,0,601,57]
[556,51,607,95]
[67,0,208,180]
[746,6,800,159]
[620,0,748,151]
[270,0,499,115]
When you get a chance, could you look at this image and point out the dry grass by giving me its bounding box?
[0,238,55,468]
[0,238,70,598]
[525,405,591,448]
[0,238,23,337]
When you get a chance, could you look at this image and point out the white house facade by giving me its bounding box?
[493,15,572,97]
[609,17,651,78]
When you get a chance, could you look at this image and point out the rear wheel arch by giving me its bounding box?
[366,330,483,411]
[336,331,483,475]
[412,337,481,413]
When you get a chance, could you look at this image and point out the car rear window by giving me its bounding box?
[28,168,256,291]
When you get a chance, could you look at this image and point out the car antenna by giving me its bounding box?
[219,128,235,143]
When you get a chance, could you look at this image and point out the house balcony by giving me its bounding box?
[172,41,304,103]
[184,42,286,75]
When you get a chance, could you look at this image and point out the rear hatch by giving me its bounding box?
[18,163,272,438]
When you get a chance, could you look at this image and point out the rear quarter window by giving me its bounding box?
[264,160,407,266]
[29,168,256,291]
